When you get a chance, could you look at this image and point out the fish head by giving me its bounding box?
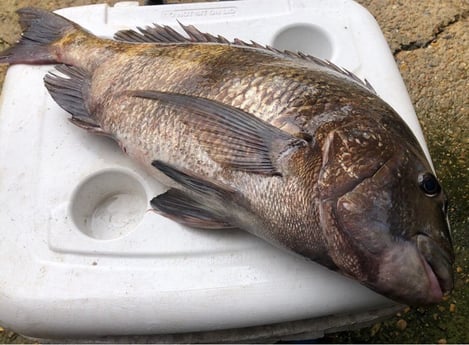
[317,118,454,305]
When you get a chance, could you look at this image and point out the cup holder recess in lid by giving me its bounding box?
[272,24,333,61]
[70,169,148,240]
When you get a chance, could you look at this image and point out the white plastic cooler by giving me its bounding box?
[0,0,425,341]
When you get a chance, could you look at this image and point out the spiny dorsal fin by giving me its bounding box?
[114,23,375,93]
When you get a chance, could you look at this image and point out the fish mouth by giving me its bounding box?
[416,234,454,301]
[419,252,443,302]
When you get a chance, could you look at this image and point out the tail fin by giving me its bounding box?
[0,7,77,64]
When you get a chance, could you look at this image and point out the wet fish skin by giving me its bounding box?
[0,7,454,305]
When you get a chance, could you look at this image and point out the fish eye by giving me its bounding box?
[418,173,441,197]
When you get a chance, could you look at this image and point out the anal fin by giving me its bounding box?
[44,64,110,135]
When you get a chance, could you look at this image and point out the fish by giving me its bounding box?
[0,7,454,305]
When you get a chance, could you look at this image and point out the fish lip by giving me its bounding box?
[415,233,454,298]
[419,252,444,302]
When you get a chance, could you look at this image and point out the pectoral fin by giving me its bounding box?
[129,90,310,176]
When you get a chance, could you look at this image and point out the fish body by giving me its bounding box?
[0,8,454,305]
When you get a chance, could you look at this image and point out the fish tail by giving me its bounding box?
[0,7,77,64]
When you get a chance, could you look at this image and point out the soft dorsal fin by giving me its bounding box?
[114,23,375,93]
[114,21,230,44]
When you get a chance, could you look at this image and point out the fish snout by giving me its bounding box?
[415,233,454,296]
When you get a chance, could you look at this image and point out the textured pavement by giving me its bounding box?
[0,0,468,343]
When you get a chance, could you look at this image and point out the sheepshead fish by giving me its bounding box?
[0,7,454,305]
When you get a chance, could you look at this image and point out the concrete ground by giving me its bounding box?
[0,0,467,343]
